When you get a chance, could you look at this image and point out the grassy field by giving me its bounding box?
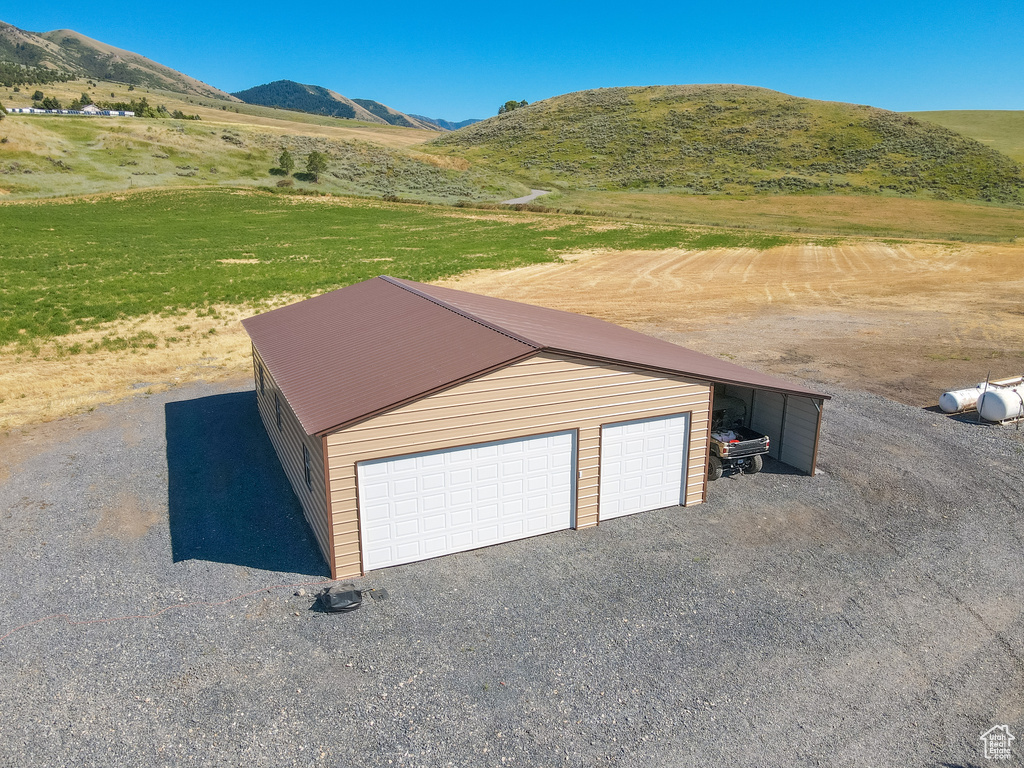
[538,189,1024,241]
[909,110,1024,163]
[0,188,791,347]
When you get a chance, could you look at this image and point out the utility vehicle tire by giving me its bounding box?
[708,456,723,481]
[746,454,763,474]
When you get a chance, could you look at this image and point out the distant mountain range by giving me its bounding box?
[0,20,235,99]
[410,115,481,131]
[231,80,479,132]
[0,19,479,130]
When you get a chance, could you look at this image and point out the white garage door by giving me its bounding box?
[357,431,576,570]
[599,413,690,520]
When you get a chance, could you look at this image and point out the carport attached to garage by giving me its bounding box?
[712,383,822,474]
[242,276,829,579]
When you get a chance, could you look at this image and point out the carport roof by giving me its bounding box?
[242,275,829,436]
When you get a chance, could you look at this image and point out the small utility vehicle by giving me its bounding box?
[708,396,770,481]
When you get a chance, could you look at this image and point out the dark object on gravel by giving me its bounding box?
[318,587,362,613]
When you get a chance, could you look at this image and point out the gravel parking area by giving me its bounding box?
[1,377,1023,767]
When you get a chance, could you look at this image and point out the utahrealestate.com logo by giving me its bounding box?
[980,725,1015,760]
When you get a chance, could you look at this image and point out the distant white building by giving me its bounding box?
[5,107,135,117]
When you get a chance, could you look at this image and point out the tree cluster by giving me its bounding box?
[271,148,330,182]
[498,100,528,115]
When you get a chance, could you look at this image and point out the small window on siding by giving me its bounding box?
[257,360,265,394]
[275,393,282,431]
[303,444,313,489]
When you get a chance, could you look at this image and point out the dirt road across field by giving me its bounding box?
[439,240,1024,405]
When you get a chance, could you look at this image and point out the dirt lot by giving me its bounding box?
[1,372,1023,767]
[438,240,1024,406]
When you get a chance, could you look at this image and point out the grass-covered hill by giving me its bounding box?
[429,85,1024,204]
[0,20,234,100]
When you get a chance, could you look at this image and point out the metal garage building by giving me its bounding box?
[242,276,829,579]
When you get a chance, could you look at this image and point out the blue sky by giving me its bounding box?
[5,1,1022,120]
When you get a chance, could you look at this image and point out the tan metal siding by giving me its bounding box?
[325,352,712,577]
[252,347,332,568]
[780,396,822,474]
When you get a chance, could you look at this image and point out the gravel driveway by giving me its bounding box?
[1,377,1022,767]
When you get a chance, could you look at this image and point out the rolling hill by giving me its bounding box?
[0,20,235,99]
[429,85,1024,204]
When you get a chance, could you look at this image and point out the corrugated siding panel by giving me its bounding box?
[750,390,786,460]
[325,352,712,576]
[252,347,332,567]
[780,397,822,474]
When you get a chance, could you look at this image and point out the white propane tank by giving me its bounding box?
[939,382,989,413]
[978,384,1024,422]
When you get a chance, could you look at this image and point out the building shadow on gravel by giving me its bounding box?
[759,456,804,476]
[717,456,804,480]
[165,391,329,577]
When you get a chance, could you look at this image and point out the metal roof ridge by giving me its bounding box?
[379,276,544,349]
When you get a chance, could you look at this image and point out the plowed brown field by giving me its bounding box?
[438,241,1024,405]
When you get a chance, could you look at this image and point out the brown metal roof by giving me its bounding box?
[390,277,831,401]
[243,275,829,436]
[241,278,536,436]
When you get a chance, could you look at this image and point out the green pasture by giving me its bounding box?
[0,188,789,346]
[909,110,1024,163]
